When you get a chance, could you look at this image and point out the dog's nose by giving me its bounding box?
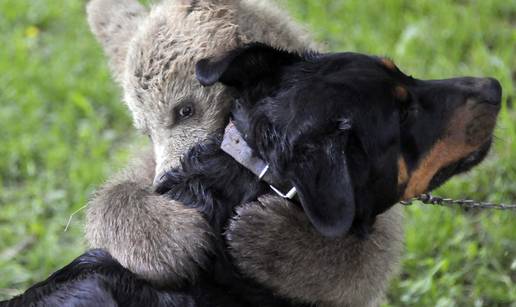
[448,77,502,106]
[476,77,502,106]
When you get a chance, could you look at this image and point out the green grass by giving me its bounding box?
[0,0,514,305]
[0,0,136,298]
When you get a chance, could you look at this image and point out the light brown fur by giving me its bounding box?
[86,0,404,304]
[86,149,213,283]
[228,196,404,307]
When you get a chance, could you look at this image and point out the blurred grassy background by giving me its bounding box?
[0,0,514,305]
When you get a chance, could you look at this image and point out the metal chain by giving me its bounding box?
[400,193,516,210]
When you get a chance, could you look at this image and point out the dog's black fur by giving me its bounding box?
[1,43,501,307]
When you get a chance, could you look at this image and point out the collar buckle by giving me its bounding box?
[270,185,298,199]
[258,164,297,199]
[222,122,297,200]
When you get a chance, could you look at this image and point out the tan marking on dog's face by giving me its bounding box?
[402,100,496,199]
[403,140,476,199]
[381,58,396,71]
[398,158,409,186]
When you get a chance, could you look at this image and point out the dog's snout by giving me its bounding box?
[461,77,502,106]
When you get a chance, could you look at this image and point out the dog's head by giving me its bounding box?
[196,43,502,237]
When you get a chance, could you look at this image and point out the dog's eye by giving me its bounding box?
[400,102,418,124]
[176,104,195,120]
[400,108,409,123]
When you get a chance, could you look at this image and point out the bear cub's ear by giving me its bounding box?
[87,0,148,82]
[196,43,303,89]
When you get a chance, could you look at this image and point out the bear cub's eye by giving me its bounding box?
[176,104,195,120]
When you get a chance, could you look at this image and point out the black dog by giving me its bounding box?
[1,43,501,306]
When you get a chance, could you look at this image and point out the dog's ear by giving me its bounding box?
[195,43,302,89]
[287,129,355,238]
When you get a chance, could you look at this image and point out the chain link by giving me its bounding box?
[400,193,516,210]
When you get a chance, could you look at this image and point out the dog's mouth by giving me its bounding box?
[426,99,499,193]
[427,139,492,191]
